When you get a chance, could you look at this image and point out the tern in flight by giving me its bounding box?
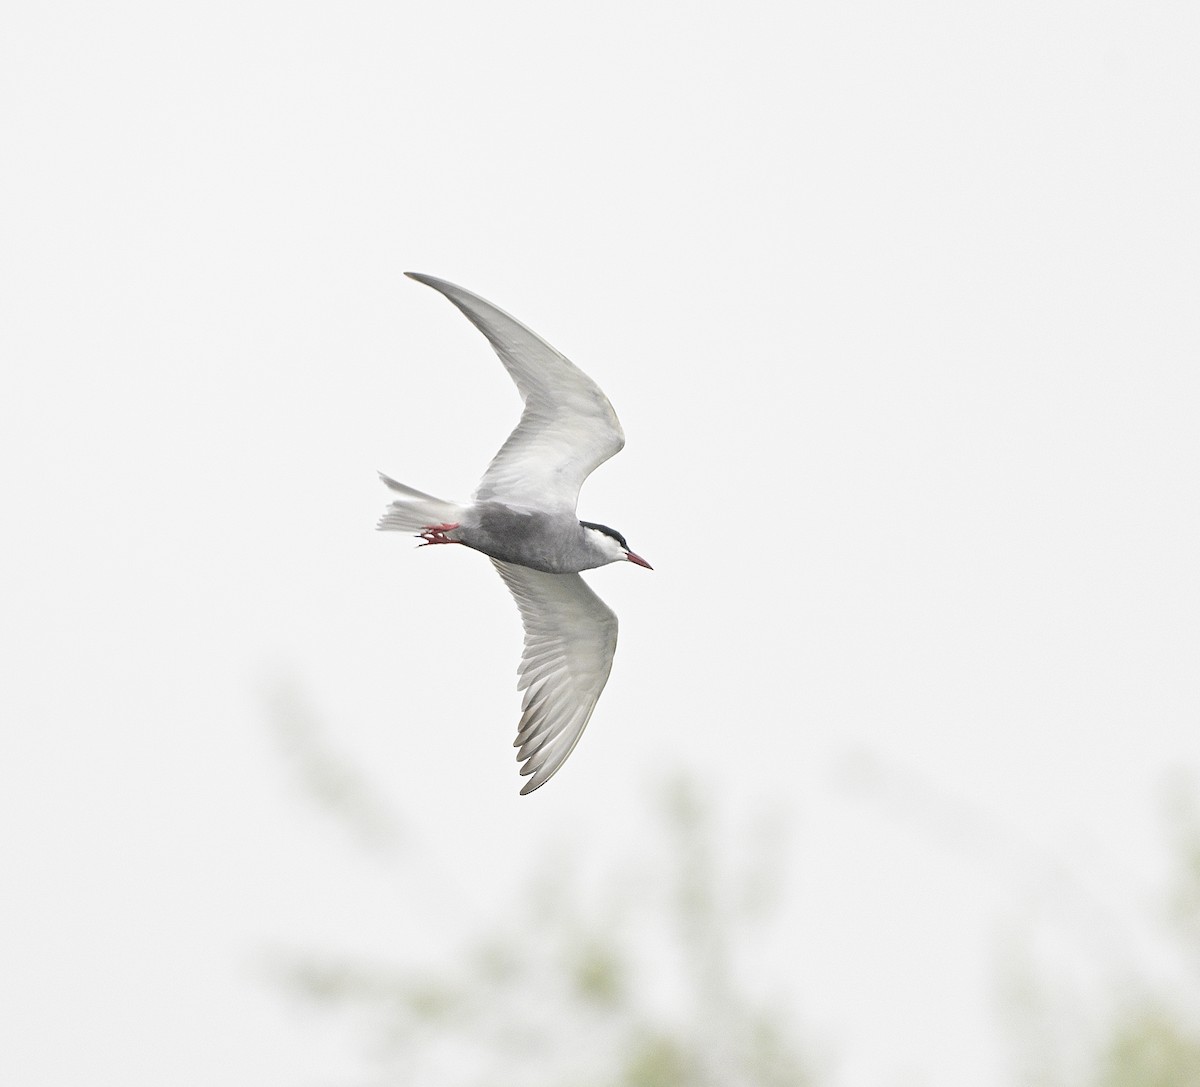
[378,273,651,794]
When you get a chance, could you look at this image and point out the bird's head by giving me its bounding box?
[580,521,653,570]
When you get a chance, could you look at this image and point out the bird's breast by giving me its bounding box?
[459,503,591,573]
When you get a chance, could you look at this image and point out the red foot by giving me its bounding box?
[416,522,462,547]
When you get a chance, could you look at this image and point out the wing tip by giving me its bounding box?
[519,777,544,796]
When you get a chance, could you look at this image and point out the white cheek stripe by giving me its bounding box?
[583,528,626,560]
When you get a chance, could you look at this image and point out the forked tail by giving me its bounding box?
[376,472,465,533]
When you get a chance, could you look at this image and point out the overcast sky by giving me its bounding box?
[2,3,1198,1085]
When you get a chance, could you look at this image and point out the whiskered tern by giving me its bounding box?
[378,274,651,794]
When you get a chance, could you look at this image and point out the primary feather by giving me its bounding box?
[404,273,625,515]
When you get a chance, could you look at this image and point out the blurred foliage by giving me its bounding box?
[1086,778,1200,1087]
[1001,774,1200,1087]
[1166,780,1200,966]
[266,708,813,1087]
[264,679,402,853]
[1097,1007,1200,1087]
[267,689,1200,1087]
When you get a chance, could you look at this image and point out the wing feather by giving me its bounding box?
[491,559,618,794]
[406,273,625,514]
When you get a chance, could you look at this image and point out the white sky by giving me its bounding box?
[2,2,1198,1085]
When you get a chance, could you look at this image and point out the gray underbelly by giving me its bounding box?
[461,504,585,573]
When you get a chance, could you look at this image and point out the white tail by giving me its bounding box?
[376,472,465,533]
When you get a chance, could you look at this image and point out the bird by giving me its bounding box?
[378,273,651,795]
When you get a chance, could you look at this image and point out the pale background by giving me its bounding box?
[2,2,1197,1085]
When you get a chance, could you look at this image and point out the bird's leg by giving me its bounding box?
[416,523,462,547]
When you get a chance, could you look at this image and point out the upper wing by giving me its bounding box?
[406,273,625,514]
[491,559,618,794]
